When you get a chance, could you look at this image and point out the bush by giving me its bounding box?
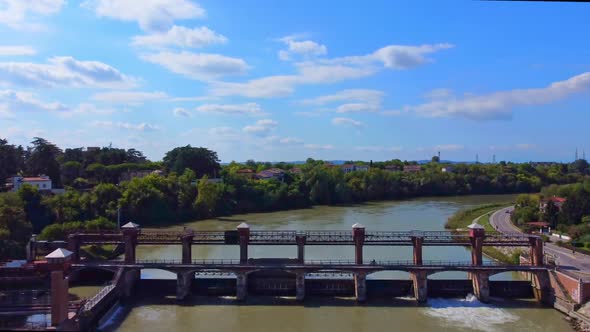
[38,218,115,241]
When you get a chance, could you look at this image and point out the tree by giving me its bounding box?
[17,184,51,232]
[194,175,221,217]
[543,200,560,228]
[26,138,62,187]
[163,146,220,178]
[0,139,24,185]
[431,155,440,163]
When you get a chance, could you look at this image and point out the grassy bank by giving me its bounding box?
[445,202,522,264]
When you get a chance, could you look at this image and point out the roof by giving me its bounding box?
[121,222,139,228]
[467,222,484,230]
[342,164,355,168]
[45,248,73,259]
[20,177,51,182]
[527,221,550,227]
[352,223,365,229]
[237,222,250,229]
[548,197,566,203]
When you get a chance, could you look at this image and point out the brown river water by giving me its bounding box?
[86,195,571,332]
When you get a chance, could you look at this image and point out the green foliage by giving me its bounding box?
[37,218,116,241]
[163,145,220,178]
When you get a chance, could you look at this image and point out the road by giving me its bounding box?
[490,206,590,281]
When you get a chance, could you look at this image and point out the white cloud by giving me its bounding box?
[336,103,379,113]
[0,56,136,88]
[424,88,452,100]
[82,0,205,32]
[294,111,320,117]
[60,103,115,117]
[0,90,66,115]
[0,0,65,30]
[302,89,384,106]
[332,117,365,128]
[210,65,373,98]
[140,51,249,80]
[210,43,451,98]
[133,25,227,48]
[326,43,454,70]
[196,102,264,116]
[279,137,304,145]
[304,143,334,150]
[243,119,278,134]
[407,72,590,120]
[92,91,168,105]
[278,35,327,61]
[171,95,217,102]
[92,121,160,131]
[434,144,464,151]
[173,107,191,117]
[355,146,403,152]
[0,46,37,56]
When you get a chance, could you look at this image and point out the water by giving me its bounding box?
[104,195,572,331]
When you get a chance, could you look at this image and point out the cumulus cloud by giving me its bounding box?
[91,91,168,105]
[0,0,65,30]
[82,0,205,32]
[278,35,327,61]
[406,72,590,120]
[140,51,249,80]
[196,102,264,116]
[173,107,191,117]
[332,117,365,128]
[133,25,227,48]
[210,43,451,98]
[0,90,66,115]
[92,121,160,131]
[0,46,37,56]
[0,56,136,88]
[243,119,278,134]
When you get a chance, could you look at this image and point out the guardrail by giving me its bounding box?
[80,283,116,312]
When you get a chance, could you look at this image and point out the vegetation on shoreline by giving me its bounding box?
[2,137,590,259]
[445,203,522,264]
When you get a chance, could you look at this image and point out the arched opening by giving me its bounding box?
[247,269,296,296]
[427,270,472,298]
[367,270,413,298]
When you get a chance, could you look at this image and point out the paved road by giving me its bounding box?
[490,206,590,281]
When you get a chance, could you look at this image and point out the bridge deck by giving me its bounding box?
[70,230,534,246]
[72,259,546,274]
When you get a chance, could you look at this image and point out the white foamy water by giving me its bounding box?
[424,294,519,332]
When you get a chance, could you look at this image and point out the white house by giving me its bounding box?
[11,175,52,192]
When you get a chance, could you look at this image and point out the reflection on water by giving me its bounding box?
[105,195,572,331]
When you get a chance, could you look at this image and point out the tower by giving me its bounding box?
[576,148,579,161]
[492,154,496,164]
[476,153,479,164]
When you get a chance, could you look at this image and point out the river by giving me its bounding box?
[97,195,572,332]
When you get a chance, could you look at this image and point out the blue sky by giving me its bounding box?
[1,0,589,163]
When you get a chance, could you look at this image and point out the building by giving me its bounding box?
[256,168,285,180]
[403,165,422,173]
[540,196,567,212]
[341,164,370,173]
[10,175,52,192]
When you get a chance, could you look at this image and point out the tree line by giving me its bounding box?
[1,137,589,259]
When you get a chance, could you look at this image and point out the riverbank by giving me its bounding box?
[444,202,523,264]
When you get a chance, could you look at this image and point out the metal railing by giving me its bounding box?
[81,283,116,312]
